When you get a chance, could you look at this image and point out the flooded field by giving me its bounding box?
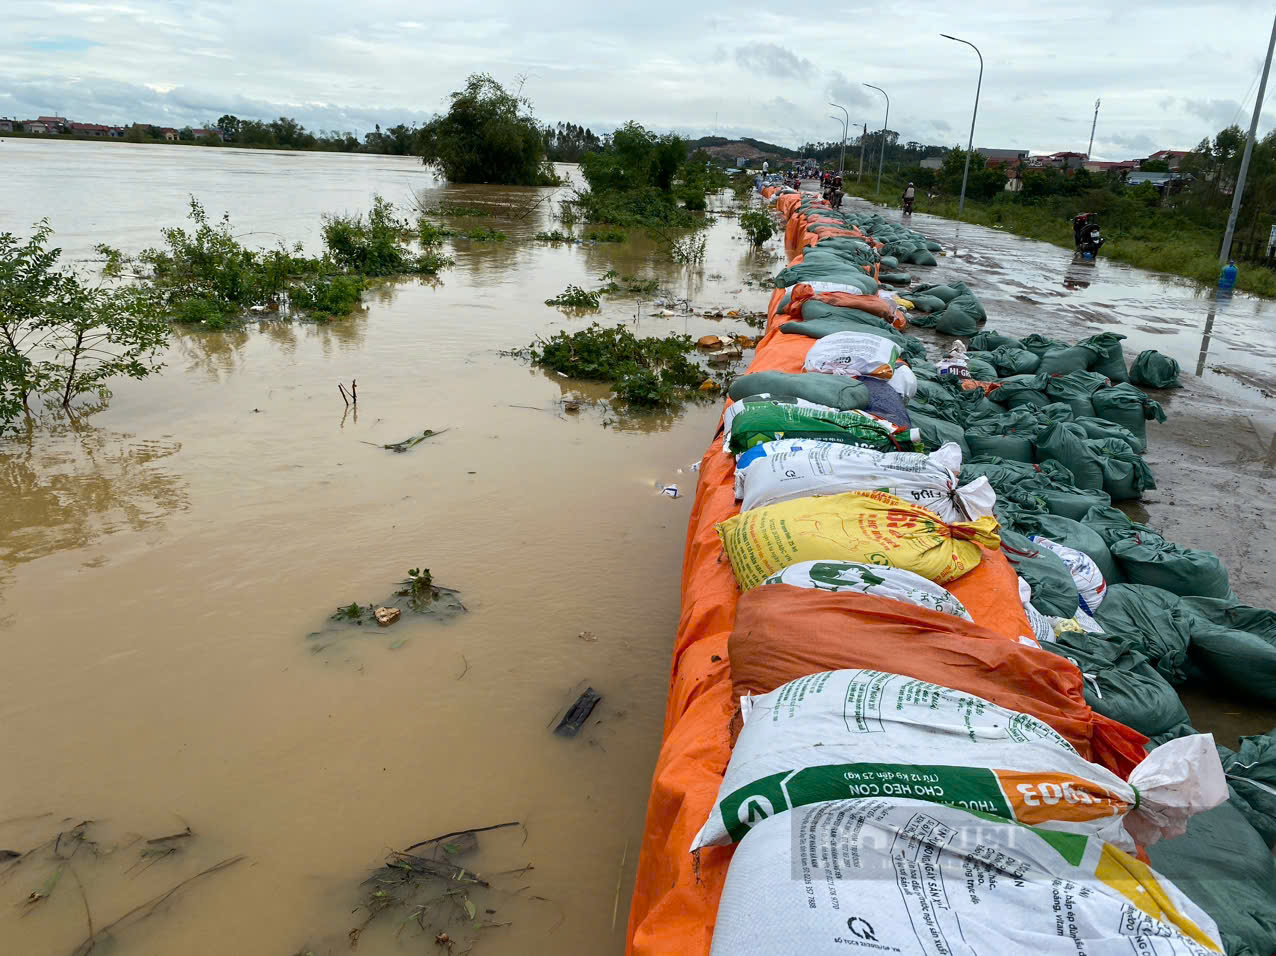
[2,141,1276,954]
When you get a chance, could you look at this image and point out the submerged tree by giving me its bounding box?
[417,73,557,185]
[0,223,168,433]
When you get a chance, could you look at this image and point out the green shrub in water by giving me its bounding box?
[528,323,706,406]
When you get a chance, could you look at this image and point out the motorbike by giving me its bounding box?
[1072,213,1105,259]
[823,187,844,208]
[902,196,915,214]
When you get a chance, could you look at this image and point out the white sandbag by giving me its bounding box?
[1019,575,1058,643]
[690,668,1226,851]
[733,439,993,523]
[710,797,1224,956]
[803,331,900,379]
[1030,534,1107,614]
[885,360,917,400]
[721,395,835,452]
[761,560,972,620]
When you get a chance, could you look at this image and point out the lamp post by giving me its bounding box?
[1221,13,1276,267]
[828,102,849,178]
[858,122,866,182]
[864,84,889,194]
[940,34,983,216]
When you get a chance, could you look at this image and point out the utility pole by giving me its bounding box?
[941,34,983,215]
[1221,13,1276,266]
[1086,98,1100,162]
[858,123,867,182]
[864,84,890,194]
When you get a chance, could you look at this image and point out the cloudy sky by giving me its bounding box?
[4,0,1276,159]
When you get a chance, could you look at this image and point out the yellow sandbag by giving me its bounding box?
[894,296,915,310]
[717,490,1000,590]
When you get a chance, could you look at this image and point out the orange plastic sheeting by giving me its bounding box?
[787,288,895,321]
[729,585,1147,776]
[774,193,802,218]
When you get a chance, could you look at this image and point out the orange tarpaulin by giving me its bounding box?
[624,193,1146,956]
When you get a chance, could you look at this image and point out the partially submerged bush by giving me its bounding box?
[461,225,507,241]
[584,228,626,243]
[323,196,416,275]
[670,234,707,264]
[739,209,775,247]
[534,229,575,242]
[290,274,367,317]
[545,284,601,308]
[528,323,706,406]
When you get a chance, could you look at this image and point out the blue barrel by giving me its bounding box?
[1219,261,1238,292]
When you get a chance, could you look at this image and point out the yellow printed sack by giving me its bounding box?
[717,490,999,591]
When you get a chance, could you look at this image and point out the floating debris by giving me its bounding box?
[364,428,449,453]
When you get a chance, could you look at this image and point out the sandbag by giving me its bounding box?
[710,798,1224,956]
[727,370,869,410]
[909,409,970,457]
[1045,369,1111,418]
[964,352,999,382]
[1079,331,1129,383]
[1091,383,1166,446]
[993,373,1051,408]
[933,296,981,335]
[1090,437,1156,500]
[717,490,1000,589]
[1130,349,1183,388]
[969,329,1022,351]
[1037,342,1104,376]
[1030,534,1107,614]
[1092,583,1194,683]
[964,409,1039,463]
[802,330,900,377]
[693,668,1224,850]
[1184,603,1276,704]
[1145,799,1276,956]
[728,585,1150,775]
[1042,630,1190,738]
[733,439,994,522]
[907,247,938,266]
[989,345,1041,375]
[1109,532,1231,599]
[1020,333,1068,355]
[1001,527,1080,617]
[907,292,946,313]
[1035,486,1112,521]
[759,561,972,619]
[794,299,896,330]
[913,282,959,303]
[1074,415,1143,453]
[1219,731,1276,849]
[726,403,920,454]
[1035,421,1105,490]
[1019,511,1120,585]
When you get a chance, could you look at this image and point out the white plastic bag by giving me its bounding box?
[885,360,917,400]
[710,798,1224,956]
[1031,534,1107,614]
[690,668,1226,851]
[760,560,972,620]
[803,331,900,379]
[733,439,994,523]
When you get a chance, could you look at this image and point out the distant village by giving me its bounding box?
[917,146,1191,189]
[0,115,224,141]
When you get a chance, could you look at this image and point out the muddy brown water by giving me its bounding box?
[1,144,1275,953]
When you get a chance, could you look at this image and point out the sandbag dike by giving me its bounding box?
[624,184,1276,956]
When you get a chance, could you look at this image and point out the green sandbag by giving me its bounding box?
[1000,528,1079,618]
[965,410,1040,463]
[909,410,969,457]
[1019,333,1067,355]
[796,301,895,328]
[1036,342,1104,376]
[1035,422,1104,490]
[1109,532,1232,599]
[960,459,1056,492]
[1014,512,1121,584]
[1034,402,1076,427]
[913,282,959,303]
[727,403,919,454]
[988,346,1040,375]
[1089,437,1156,500]
[947,290,986,323]
[1219,731,1276,849]
[965,354,999,382]
[774,264,878,293]
[728,371,869,410]
[1041,631,1189,737]
[907,293,946,313]
[1035,486,1112,521]
[993,374,1051,409]
[1091,583,1193,682]
[1090,383,1165,446]
[1073,416,1143,453]
[1145,799,1276,956]
[879,255,900,269]
[1181,599,1276,703]
[781,318,925,359]
[1080,504,1158,547]
[879,271,912,285]
[906,248,938,267]
[1078,332,1129,383]
[924,240,942,252]
[1129,349,1183,388]
[969,330,1022,351]
[1044,370,1110,418]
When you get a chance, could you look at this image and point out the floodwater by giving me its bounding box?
[0,142,1274,954]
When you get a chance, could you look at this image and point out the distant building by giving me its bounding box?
[159,127,178,141]
[107,126,124,138]
[1084,160,1139,174]
[1127,171,1188,189]
[0,119,12,133]
[36,115,69,132]
[1145,149,1189,170]
[977,147,1029,164]
[919,157,943,170]
[69,122,111,137]
[23,120,54,134]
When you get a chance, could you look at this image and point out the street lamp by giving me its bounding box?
[864,84,889,194]
[828,102,849,178]
[940,33,983,216]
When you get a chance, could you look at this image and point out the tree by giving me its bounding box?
[417,73,556,185]
[179,126,194,142]
[1140,159,1169,172]
[0,223,167,432]
[216,114,240,141]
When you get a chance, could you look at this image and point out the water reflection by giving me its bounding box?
[0,423,187,571]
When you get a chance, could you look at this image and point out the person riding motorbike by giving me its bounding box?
[1072,212,1104,258]
[901,182,916,214]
